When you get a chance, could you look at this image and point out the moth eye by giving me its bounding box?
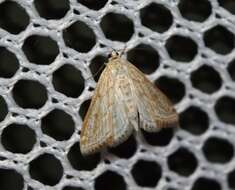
[108,53,112,58]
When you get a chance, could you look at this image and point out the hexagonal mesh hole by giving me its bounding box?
[29,153,63,186]
[108,135,137,159]
[1,123,36,154]
[166,35,198,62]
[178,0,212,22]
[215,96,235,125]
[218,0,235,15]
[12,79,48,109]
[34,0,70,20]
[63,21,96,53]
[67,142,100,171]
[22,35,59,65]
[95,170,126,190]
[77,0,108,10]
[203,25,234,55]
[0,95,8,122]
[0,168,24,190]
[127,44,159,74]
[155,76,185,104]
[228,168,235,189]
[100,13,134,42]
[52,64,85,98]
[0,1,29,34]
[131,159,162,187]
[192,177,221,190]
[0,47,19,78]
[202,137,233,163]
[140,3,173,33]
[179,106,209,135]
[41,109,75,141]
[191,65,222,94]
[63,186,85,190]
[168,147,198,176]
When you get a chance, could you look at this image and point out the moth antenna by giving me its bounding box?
[86,63,106,81]
[119,45,127,57]
[109,47,119,56]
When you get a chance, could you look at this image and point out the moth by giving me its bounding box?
[80,51,178,155]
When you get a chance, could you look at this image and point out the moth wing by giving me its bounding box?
[126,61,178,132]
[80,65,133,155]
[80,67,113,155]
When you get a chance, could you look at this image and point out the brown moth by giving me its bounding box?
[80,51,178,155]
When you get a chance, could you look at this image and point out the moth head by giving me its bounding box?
[108,50,120,61]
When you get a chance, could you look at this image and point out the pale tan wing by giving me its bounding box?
[107,63,136,147]
[80,63,134,155]
[80,66,113,155]
[124,60,178,132]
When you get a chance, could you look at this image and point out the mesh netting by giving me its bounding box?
[0,0,235,189]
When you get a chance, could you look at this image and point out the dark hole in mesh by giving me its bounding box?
[27,186,34,190]
[0,1,29,34]
[178,0,212,22]
[63,21,96,53]
[100,13,134,42]
[203,25,234,55]
[41,109,75,141]
[22,35,59,65]
[77,0,108,10]
[73,9,80,15]
[202,137,233,163]
[104,159,111,164]
[191,177,221,190]
[29,153,63,186]
[127,44,159,74]
[66,175,73,179]
[142,128,174,146]
[228,59,235,81]
[228,169,235,188]
[215,96,235,125]
[67,142,100,171]
[0,95,8,122]
[90,55,107,82]
[218,0,235,15]
[131,160,162,187]
[34,0,70,20]
[52,64,85,98]
[79,99,91,120]
[40,141,47,147]
[1,123,36,154]
[22,67,30,72]
[63,186,85,190]
[88,86,94,91]
[155,76,185,104]
[0,168,24,190]
[140,3,173,33]
[166,35,198,62]
[95,170,126,190]
[0,47,19,78]
[191,65,222,94]
[52,98,59,103]
[168,147,197,176]
[12,79,48,109]
[180,106,209,135]
[108,135,137,159]
[0,156,7,161]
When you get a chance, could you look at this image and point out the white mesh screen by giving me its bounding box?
[0,0,234,190]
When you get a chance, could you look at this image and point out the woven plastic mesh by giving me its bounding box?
[0,0,235,189]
